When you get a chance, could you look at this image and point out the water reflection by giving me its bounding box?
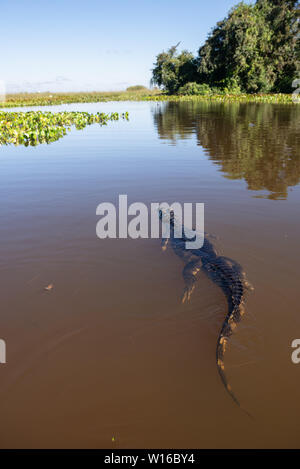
[153,102,300,200]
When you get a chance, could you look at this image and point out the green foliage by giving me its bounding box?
[144,93,296,104]
[178,79,243,96]
[257,0,300,92]
[151,0,299,94]
[0,89,159,108]
[198,0,300,93]
[0,111,129,146]
[0,89,297,111]
[218,77,243,95]
[151,44,198,94]
[126,85,148,91]
[178,82,212,95]
[198,2,271,92]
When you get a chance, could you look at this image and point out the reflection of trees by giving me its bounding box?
[152,102,300,200]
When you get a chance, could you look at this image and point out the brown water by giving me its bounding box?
[0,101,300,448]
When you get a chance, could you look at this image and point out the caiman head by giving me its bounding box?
[158,209,175,226]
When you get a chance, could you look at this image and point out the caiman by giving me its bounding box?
[159,209,253,416]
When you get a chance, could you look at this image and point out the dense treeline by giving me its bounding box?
[152,0,300,94]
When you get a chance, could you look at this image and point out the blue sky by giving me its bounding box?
[0,0,253,93]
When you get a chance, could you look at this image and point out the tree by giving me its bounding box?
[198,2,273,92]
[198,0,300,93]
[256,0,300,92]
[151,0,300,94]
[151,44,198,94]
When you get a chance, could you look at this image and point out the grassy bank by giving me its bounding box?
[0,90,298,108]
[0,89,160,108]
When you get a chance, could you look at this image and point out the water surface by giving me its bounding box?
[0,101,300,448]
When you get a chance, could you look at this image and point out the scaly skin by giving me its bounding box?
[160,210,253,415]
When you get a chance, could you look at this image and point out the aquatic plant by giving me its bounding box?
[0,89,160,108]
[0,111,129,146]
[0,90,297,108]
[144,93,298,104]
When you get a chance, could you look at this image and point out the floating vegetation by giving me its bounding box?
[144,93,298,104]
[0,90,297,108]
[0,111,129,146]
[0,90,159,108]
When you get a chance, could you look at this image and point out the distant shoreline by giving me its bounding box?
[0,90,299,107]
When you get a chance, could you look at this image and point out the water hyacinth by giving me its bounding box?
[0,111,129,146]
[0,90,297,108]
[144,93,299,104]
[0,90,159,108]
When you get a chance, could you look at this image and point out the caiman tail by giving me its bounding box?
[216,302,253,418]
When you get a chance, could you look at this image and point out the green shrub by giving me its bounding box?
[126,85,148,92]
[178,82,212,95]
[211,78,243,95]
